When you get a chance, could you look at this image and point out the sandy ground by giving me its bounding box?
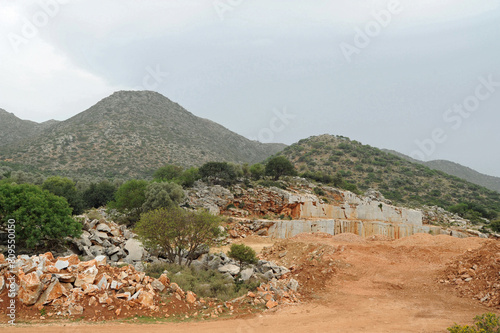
[5,233,499,333]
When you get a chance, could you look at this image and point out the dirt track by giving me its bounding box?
[6,233,499,333]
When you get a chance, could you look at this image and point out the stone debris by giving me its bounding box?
[440,242,500,308]
[0,248,301,320]
[68,212,143,268]
[0,252,177,316]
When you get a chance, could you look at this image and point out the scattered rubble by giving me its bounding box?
[440,241,500,308]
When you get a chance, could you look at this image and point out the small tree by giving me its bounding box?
[154,165,184,182]
[250,163,265,180]
[227,243,258,269]
[490,219,500,233]
[135,207,222,266]
[199,162,237,185]
[265,156,296,181]
[42,176,84,215]
[178,167,200,188]
[83,181,116,208]
[141,182,185,213]
[0,183,82,248]
[110,179,149,221]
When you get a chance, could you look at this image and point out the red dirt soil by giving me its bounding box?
[4,233,500,333]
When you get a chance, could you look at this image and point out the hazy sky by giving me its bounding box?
[1,0,499,177]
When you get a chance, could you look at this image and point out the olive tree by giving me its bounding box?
[135,207,222,266]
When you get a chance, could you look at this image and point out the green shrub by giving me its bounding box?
[141,182,185,213]
[151,263,258,302]
[490,220,500,233]
[227,244,258,268]
[42,176,84,215]
[313,187,326,196]
[448,313,500,333]
[265,156,296,181]
[144,262,169,279]
[0,183,82,248]
[109,179,148,223]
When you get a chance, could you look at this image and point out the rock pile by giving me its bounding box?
[0,252,172,316]
[440,241,500,308]
[185,183,234,215]
[226,219,275,239]
[69,214,146,269]
[422,206,470,227]
[0,250,301,321]
[244,278,300,309]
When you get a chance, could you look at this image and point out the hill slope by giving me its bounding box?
[0,91,285,177]
[279,134,500,216]
[0,109,58,147]
[384,149,500,194]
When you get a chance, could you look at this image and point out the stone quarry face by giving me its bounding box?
[188,182,475,240]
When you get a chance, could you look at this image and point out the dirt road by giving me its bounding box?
[5,233,498,333]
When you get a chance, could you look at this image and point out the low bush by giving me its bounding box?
[448,313,500,333]
[145,263,259,302]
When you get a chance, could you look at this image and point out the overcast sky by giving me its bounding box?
[1,0,499,177]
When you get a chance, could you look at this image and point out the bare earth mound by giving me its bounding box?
[5,233,500,333]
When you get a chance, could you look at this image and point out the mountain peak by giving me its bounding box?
[0,91,286,177]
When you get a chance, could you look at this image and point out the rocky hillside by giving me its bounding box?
[0,91,285,177]
[384,149,500,194]
[0,109,58,147]
[278,135,500,216]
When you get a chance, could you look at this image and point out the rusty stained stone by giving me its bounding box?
[74,265,98,287]
[137,290,155,309]
[186,291,196,304]
[58,254,80,266]
[18,272,44,305]
[266,300,278,309]
[35,278,65,305]
[151,279,165,292]
[158,274,170,287]
[40,252,55,262]
[170,282,185,297]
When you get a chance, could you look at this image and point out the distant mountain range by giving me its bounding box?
[0,91,285,177]
[384,150,500,194]
[1,90,498,202]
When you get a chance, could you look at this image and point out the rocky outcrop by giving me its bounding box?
[187,182,423,225]
[68,211,145,269]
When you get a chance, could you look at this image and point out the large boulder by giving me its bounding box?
[218,264,240,276]
[35,278,65,305]
[124,239,144,262]
[240,268,254,281]
[74,266,98,287]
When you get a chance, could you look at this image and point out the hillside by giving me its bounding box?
[0,109,59,147]
[384,149,500,194]
[279,134,500,216]
[0,91,285,177]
